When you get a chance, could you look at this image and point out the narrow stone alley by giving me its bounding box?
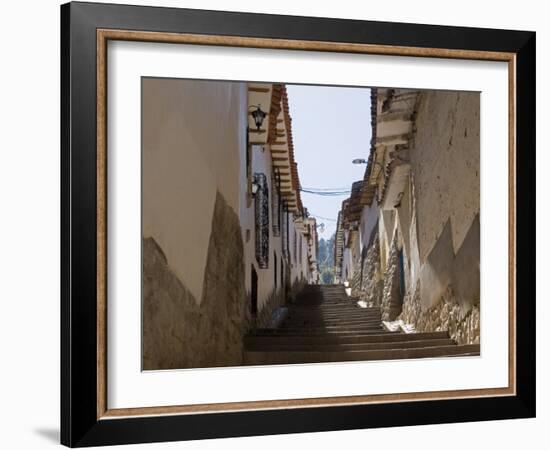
[140,80,482,370]
[244,285,480,365]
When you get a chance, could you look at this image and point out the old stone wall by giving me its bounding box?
[398,214,480,344]
[350,269,362,296]
[411,91,480,264]
[142,192,247,370]
[353,89,480,344]
[352,233,383,307]
[399,283,480,344]
[380,236,403,321]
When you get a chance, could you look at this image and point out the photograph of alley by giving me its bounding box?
[141,78,480,370]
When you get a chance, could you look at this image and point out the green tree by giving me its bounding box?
[317,234,335,284]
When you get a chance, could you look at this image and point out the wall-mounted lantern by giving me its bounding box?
[249,104,267,131]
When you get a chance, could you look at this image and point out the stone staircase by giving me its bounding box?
[244,284,480,365]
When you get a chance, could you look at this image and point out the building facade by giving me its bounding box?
[141,79,316,369]
[335,88,480,345]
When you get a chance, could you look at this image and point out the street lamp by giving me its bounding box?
[249,104,267,131]
[352,159,385,171]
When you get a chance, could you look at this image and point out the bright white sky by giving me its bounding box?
[286,84,372,238]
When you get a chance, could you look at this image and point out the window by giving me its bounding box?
[254,173,269,268]
[271,170,281,236]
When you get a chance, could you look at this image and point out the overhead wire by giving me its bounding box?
[300,188,350,196]
[307,213,338,222]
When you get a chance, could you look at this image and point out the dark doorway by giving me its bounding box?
[280,258,284,289]
[398,248,406,305]
[251,265,258,316]
[274,251,278,288]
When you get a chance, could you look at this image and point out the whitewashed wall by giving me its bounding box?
[142,78,247,304]
[239,144,279,310]
[359,200,380,252]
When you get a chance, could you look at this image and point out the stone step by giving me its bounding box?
[285,316,382,323]
[296,303,352,306]
[297,291,346,294]
[299,290,346,293]
[288,306,380,312]
[282,318,382,327]
[285,317,382,324]
[293,302,378,307]
[268,323,386,333]
[290,307,363,312]
[244,344,480,365]
[302,285,343,289]
[297,297,352,301]
[288,312,379,318]
[289,305,374,311]
[298,291,346,295]
[287,308,381,314]
[245,338,456,352]
[286,311,381,319]
[244,331,449,345]
[289,307,378,312]
[249,329,393,337]
[299,295,347,298]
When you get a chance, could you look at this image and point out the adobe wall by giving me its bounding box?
[239,143,308,317]
[141,79,251,369]
[411,90,480,265]
[356,90,480,343]
[399,91,480,342]
[142,78,247,305]
[143,192,247,369]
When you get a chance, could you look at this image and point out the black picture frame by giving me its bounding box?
[61,1,535,447]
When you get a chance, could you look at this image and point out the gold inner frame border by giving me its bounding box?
[95,28,517,420]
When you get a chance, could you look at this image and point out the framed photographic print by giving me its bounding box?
[60,1,536,447]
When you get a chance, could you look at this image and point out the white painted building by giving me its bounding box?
[141,79,317,369]
[242,83,315,323]
[334,87,480,345]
